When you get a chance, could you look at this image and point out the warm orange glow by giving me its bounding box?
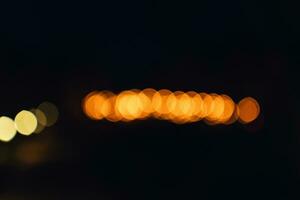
[174,93,195,123]
[200,93,214,118]
[138,89,155,119]
[185,91,202,122]
[238,97,260,124]
[152,89,174,119]
[115,90,144,121]
[205,94,225,123]
[218,95,235,124]
[82,91,105,120]
[126,91,143,119]
[94,92,109,120]
[82,89,260,126]
[82,91,116,121]
[167,91,186,123]
[106,95,122,122]
[224,105,240,125]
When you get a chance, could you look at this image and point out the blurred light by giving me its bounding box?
[169,92,194,123]
[100,91,115,119]
[38,102,59,126]
[82,89,261,126]
[224,105,240,125]
[106,95,123,122]
[82,91,102,120]
[218,95,235,124]
[116,90,146,121]
[205,94,225,124]
[125,90,143,120]
[138,88,156,118]
[200,93,214,118]
[0,116,17,142]
[238,97,260,124]
[185,91,202,122]
[152,89,174,119]
[16,140,48,166]
[84,91,106,120]
[15,110,38,136]
[31,109,47,133]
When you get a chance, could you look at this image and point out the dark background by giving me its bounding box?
[0,0,299,199]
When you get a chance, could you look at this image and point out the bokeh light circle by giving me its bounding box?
[0,116,17,142]
[14,110,38,136]
[238,97,260,124]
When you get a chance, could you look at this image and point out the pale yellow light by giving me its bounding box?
[0,116,17,142]
[15,110,38,136]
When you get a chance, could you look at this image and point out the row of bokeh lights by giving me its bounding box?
[83,89,260,125]
[0,102,59,142]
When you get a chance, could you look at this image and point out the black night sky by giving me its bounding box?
[0,0,299,199]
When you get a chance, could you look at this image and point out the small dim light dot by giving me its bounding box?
[238,97,260,124]
[38,102,59,126]
[0,116,17,142]
[34,109,47,127]
[15,110,38,136]
[16,141,47,166]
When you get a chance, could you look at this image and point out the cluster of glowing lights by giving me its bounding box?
[83,89,260,125]
[0,102,59,142]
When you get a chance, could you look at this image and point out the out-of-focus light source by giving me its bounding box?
[30,109,47,133]
[14,110,38,136]
[82,89,261,126]
[219,95,235,124]
[238,97,260,124]
[0,116,17,142]
[139,88,156,118]
[16,140,48,166]
[152,89,174,119]
[205,94,225,124]
[37,102,59,126]
[115,90,143,121]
